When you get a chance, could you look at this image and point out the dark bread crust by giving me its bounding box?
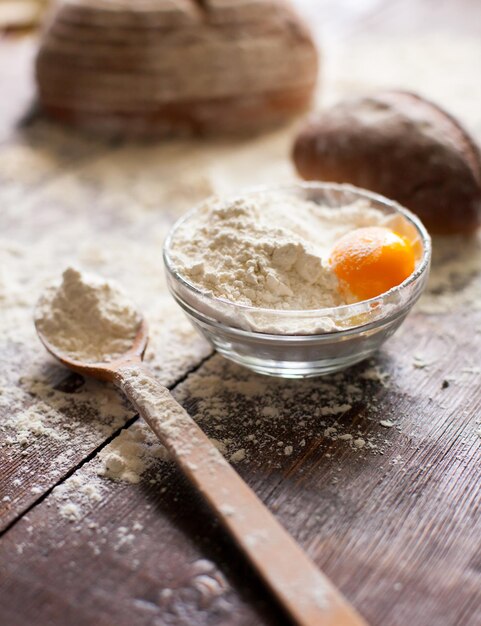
[40,85,315,137]
[36,0,319,136]
[292,90,481,235]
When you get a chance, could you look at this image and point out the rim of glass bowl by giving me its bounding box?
[162,182,431,330]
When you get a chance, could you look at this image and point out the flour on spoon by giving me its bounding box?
[35,267,141,363]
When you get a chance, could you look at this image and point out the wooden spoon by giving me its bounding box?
[35,316,367,626]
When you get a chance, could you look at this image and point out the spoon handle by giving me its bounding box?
[117,364,366,626]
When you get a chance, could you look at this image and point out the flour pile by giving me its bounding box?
[35,268,141,363]
[169,194,389,310]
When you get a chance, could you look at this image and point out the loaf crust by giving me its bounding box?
[36,0,319,136]
[292,91,481,235]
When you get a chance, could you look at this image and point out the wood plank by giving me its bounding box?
[0,427,288,626]
[1,291,480,625]
[1,1,481,625]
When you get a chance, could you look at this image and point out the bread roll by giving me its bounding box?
[36,0,319,136]
[292,91,481,235]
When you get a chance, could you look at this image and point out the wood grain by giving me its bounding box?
[1,307,480,625]
[1,1,481,625]
[0,460,289,626]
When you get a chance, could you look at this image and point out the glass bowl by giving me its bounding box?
[163,183,431,378]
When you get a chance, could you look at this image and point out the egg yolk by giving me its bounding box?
[329,226,416,300]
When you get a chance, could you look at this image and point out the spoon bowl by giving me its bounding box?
[34,315,149,382]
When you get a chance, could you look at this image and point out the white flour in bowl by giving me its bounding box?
[169,194,390,311]
[35,267,141,363]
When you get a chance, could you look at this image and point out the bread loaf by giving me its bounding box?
[292,91,481,235]
[36,0,319,136]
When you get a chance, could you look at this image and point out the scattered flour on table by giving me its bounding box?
[380,420,395,428]
[168,355,395,466]
[4,402,65,447]
[57,354,396,494]
[416,234,481,315]
[97,422,169,484]
[412,354,434,370]
[35,268,142,364]
[58,502,82,522]
[53,473,105,522]
[229,448,246,463]
[360,365,391,386]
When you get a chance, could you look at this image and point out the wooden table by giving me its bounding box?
[1,2,480,625]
